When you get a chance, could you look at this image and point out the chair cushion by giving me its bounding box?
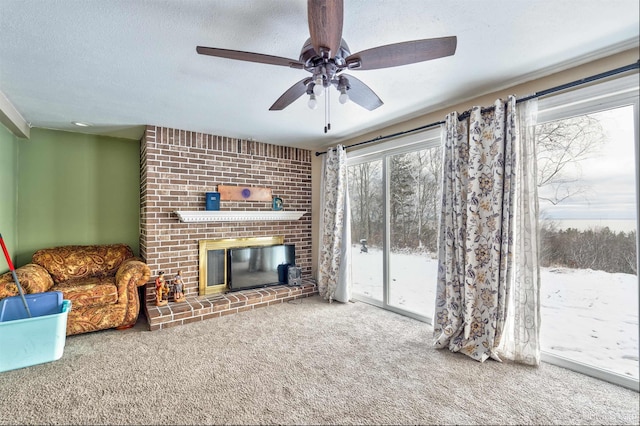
[55,277,118,308]
[0,264,54,298]
[0,277,17,299]
[32,244,134,284]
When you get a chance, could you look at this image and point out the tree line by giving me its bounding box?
[348,114,637,276]
[348,147,442,253]
[540,224,637,275]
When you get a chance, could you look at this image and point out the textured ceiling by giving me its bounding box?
[0,0,638,150]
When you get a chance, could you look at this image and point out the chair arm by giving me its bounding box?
[114,259,151,301]
[0,263,54,299]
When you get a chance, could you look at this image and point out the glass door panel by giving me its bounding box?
[537,105,638,381]
[348,160,384,303]
[388,148,442,318]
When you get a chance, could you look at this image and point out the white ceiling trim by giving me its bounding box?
[0,90,29,139]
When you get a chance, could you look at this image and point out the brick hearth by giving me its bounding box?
[139,125,315,329]
[146,280,317,330]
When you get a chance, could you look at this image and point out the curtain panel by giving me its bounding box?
[318,145,351,303]
[434,96,522,362]
[497,100,541,365]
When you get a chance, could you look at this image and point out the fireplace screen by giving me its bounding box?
[199,236,284,296]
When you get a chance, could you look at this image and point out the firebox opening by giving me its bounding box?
[199,236,285,296]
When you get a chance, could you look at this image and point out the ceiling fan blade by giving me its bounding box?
[269,77,313,111]
[342,74,383,111]
[307,0,343,57]
[345,36,457,71]
[197,46,304,69]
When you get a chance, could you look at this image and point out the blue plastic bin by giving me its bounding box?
[0,291,63,321]
[0,293,71,373]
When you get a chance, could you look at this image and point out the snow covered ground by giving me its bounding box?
[351,247,639,380]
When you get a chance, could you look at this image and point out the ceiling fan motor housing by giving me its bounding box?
[299,38,352,89]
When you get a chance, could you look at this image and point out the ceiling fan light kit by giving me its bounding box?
[197,0,457,132]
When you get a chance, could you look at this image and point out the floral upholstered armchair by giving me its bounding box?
[0,244,150,335]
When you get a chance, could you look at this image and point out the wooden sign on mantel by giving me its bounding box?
[218,185,272,202]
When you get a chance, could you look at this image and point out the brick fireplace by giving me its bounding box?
[140,126,316,330]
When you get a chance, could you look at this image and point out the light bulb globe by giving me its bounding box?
[339,92,349,104]
[308,95,317,110]
[313,83,324,96]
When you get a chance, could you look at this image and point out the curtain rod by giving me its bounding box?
[315,60,639,156]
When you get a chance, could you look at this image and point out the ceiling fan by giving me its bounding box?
[196,0,456,128]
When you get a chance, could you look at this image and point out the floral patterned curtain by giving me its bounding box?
[318,145,351,303]
[434,96,540,363]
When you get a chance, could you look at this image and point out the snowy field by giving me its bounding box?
[351,247,639,380]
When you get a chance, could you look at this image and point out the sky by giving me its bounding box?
[538,105,638,223]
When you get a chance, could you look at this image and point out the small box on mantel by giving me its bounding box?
[205,187,220,211]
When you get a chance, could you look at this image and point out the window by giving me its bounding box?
[344,72,639,391]
[536,74,639,390]
[347,129,442,322]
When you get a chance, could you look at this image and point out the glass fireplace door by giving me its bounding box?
[206,249,226,294]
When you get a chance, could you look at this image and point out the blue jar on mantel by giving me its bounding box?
[205,186,220,211]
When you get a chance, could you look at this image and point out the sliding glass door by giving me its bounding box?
[348,159,384,304]
[388,149,441,318]
[536,74,639,390]
[346,73,638,390]
[348,130,442,321]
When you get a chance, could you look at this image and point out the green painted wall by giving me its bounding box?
[16,129,140,266]
[0,124,19,274]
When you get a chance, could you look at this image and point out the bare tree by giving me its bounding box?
[413,147,442,250]
[620,231,638,275]
[536,115,607,205]
[533,114,638,274]
[348,161,383,247]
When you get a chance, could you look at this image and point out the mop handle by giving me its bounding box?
[0,233,15,271]
[0,233,32,317]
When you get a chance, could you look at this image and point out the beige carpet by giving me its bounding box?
[0,296,637,425]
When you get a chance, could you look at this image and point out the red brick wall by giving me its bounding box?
[140,125,312,303]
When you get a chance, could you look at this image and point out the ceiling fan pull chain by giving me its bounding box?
[327,87,331,131]
[324,86,328,133]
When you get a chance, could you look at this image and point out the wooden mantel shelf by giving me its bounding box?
[174,210,306,223]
